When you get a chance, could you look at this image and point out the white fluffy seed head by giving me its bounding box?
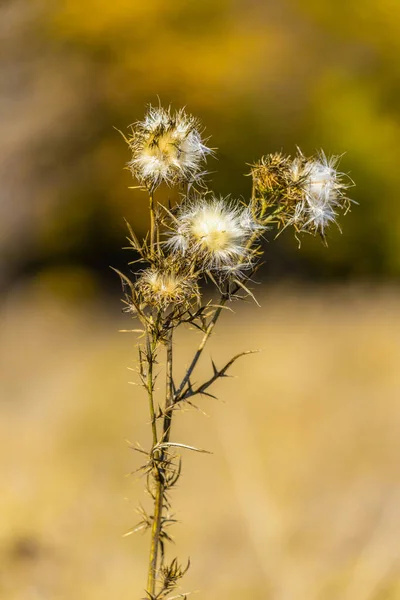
[127,106,213,189]
[291,151,351,235]
[168,197,257,272]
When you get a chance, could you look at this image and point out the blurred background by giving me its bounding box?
[1,0,400,598]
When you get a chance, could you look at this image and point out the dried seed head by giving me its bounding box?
[127,105,213,190]
[136,264,199,310]
[251,152,292,199]
[250,153,301,227]
[168,196,257,272]
[251,150,352,238]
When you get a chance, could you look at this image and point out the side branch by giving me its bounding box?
[174,297,227,400]
[175,350,258,404]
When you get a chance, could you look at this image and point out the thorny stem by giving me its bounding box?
[146,331,158,448]
[147,468,164,595]
[163,329,174,442]
[146,184,165,596]
[149,190,156,257]
[145,331,161,595]
[146,329,174,596]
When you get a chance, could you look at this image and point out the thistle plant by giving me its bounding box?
[116,105,353,599]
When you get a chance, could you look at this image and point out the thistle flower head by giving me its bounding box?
[168,197,257,272]
[136,262,199,310]
[127,105,213,190]
[251,152,292,199]
[251,150,352,239]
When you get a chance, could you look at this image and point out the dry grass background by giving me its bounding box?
[1,283,399,599]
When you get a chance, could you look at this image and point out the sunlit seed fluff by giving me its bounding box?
[291,151,351,234]
[218,260,255,280]
[169,198,255,271]
[239,207,264,234]
[136,267,198,310]
[127,106,213,189]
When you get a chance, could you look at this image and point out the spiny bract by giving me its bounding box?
[136,265,199,310]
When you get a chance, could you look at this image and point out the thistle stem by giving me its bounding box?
[146,329,174,596]
[146,332,158,448]
[149,191,156,257]
[147,472,164,595]
[163,329,174,442]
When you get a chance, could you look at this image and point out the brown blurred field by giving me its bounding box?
[1,283,399,599]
